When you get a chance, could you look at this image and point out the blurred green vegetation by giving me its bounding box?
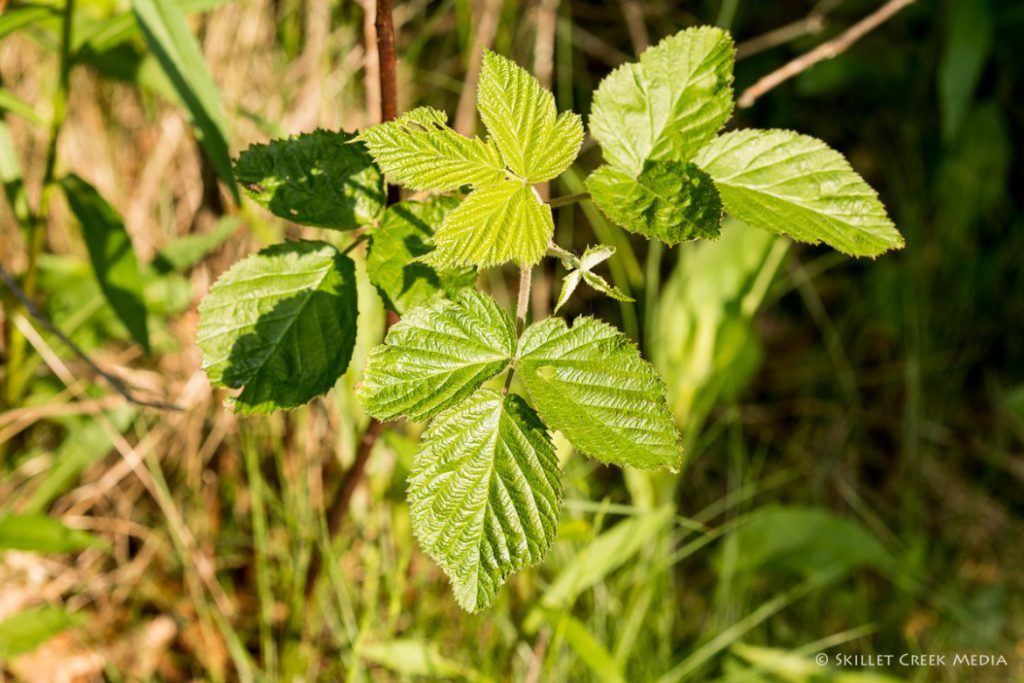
[0,0,1022,681]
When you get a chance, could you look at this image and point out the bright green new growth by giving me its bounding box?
[517,316,683,471]
[358,291,515,422]
[408,389,562,612]
[198,25,904,613]
[197,240,358,414]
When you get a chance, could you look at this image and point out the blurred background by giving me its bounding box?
[1,0,1022,680]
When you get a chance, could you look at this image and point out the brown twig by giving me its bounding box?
[736,0,914,108]
[735,0,843,60]
[0,264,181,411]
[305,0,399,602]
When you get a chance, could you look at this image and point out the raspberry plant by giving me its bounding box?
[197,27,903,611]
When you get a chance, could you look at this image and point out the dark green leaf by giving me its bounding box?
[197,240,358,414]
[586,161,722,244]
[366,198,476,314]
[60,174,150,352]
[132,0,239,202]
[234,130,385,230]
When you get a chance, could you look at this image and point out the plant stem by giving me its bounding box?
[3,0,74,412]
[547,191,589,208]
[306,0,398,603]
[504,265,533,394]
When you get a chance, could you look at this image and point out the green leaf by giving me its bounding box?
[939,0,993,141]
[234,129,385,230]
[0,87,45,127]
[0,121,30,229]
[517,316,682,470]
[358,291,515,421]
[151,215,241,274]
[361,639,485,681]
[132,0,239,202]
[427,180,554,268]
[409,389,562,612]
[477,50,583,183]
[693,129,903,257]
[60,174,150,353]
[0,514,106,553]
[0,606,83,661]
[552,245,632,312]
[589,27,735,175]
[197,240,358,414]
[586,161,722,244]
[356,107,505,191]
[365,198,477,314]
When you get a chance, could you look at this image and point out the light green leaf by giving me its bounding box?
[409,389,562,612]
[553,245,632,312]
[60,174,150,353]
[589,27,735,175]
[361,639,486,681]
[693,129,903,257]
[427,180,554,268]
[197,240,357,414]
[358,291,515,421]
[132,0,239,202]
[234,129,385,230]
[0,514,106,553]
[356,107,505,191]
[0,87,45,127]
[517,316,682,470]
[586,161,722,244]
[477,50,583,183]
[365,198,477,314]
[0,606,83,661]
[536,608,626,683]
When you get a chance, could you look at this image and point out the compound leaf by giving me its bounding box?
[586,160,722,244]
[693,129,903,257]
[409,389,562,612]
[427,179,554,268]
[589,26,734,175]
[517,316,682,470]
[356,107,505,191]
[366,198,477,314]
[358,290,515,421]
[198,240,357,414]
[132,0,239,201]
[234,129,384,230]
[60,174,150,353]
[478,50,583,183]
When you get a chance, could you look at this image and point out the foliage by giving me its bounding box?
[194,25,901,611]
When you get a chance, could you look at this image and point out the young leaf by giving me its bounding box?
[553,245,632,313]
[0,514,106,553]
[586,160,722,244]
[356,107,505,191]
[408,389,562,612]
[589,27,735,175]
[358,290,515,421]
[693,129,904,257]
[234,130,385,230]
[477,50,583,183]
[365,198,477,314]
[426,179,554,268]
[197,240,357,414]
[60,174,150,352]
[132,0,239,202]
[517,316,682,470]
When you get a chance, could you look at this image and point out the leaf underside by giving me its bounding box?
[357,290,515,422]
[586,160,723,244]
[197,240,358,414]
[234,129,385,230]
[589,26,735,175]
[517,316,682,470]
[409,389,562,612]
[366,197,477,314]
[693,129,903,257]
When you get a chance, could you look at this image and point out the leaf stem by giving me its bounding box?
[504,265,533,394]
[546,191,590,208]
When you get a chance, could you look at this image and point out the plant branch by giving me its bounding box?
[0,265,182,411]
[736,0,914,108]
[503,265,533,394]
[735,0,844,60]
[306,0,399,603]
